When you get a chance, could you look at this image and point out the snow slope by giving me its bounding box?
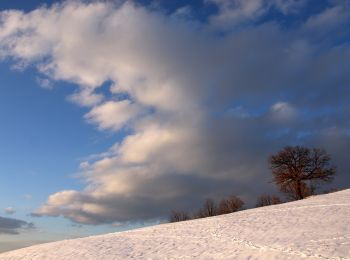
[1,189,350,259]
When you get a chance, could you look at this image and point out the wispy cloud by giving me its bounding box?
[207,0,308,29]
[23,194,32,200]
[0,216,35,235]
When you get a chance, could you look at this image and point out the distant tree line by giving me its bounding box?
[170,145,337,223]
[169,193,285,223]
[169,195,245,223]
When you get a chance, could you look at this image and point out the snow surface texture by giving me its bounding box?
[1,189,350,259]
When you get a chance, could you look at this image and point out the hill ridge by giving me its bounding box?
[1,189,350,259]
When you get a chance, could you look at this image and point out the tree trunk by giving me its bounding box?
[296,180,303,200]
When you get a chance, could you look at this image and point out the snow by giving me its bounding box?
[1,189,350,259]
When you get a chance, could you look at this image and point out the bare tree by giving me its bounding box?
[269,146,336,200]
[169,210,190,223]
[218,195,244,214]
[256,195,282,207]
[196,199,217,218]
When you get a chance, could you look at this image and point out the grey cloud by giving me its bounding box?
[35,172,270,224]
[0,216,35,235]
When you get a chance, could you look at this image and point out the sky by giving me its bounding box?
[0,0,350,252]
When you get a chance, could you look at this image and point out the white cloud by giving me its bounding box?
[4,207,15,215]
[208,0,267,29]
[172,6,193,19]
[67,88,104,107]
[36,77,53,89]
[207,0,308,29]
[85,100,141,131]
[303,3,350,35]
[270,102,297,121]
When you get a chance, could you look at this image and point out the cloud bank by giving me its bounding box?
[0,0,350,224]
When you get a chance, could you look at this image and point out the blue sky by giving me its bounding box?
[0,0,127,247]
[0,0,350,252]
[0,39,122,247]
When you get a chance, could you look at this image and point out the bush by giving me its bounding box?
[169,210,190,222]
[195,199,217,218]
[169,195,245,222]
[218,195,244,214]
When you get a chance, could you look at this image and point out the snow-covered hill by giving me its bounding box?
[1,189,350,259]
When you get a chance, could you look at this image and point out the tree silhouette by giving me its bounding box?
[269,146,336,200]
[196,199,217,218]
[169,210,190,222]
[256,195,281,207]
[218,195,244,214]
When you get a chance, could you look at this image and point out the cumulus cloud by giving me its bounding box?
[85,100,142,131]
[0,216,34,235]
[0,0,350,224]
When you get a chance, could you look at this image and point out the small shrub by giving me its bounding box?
[218,195,244,214]
[256,195,282,207]
[196,199,217,218]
